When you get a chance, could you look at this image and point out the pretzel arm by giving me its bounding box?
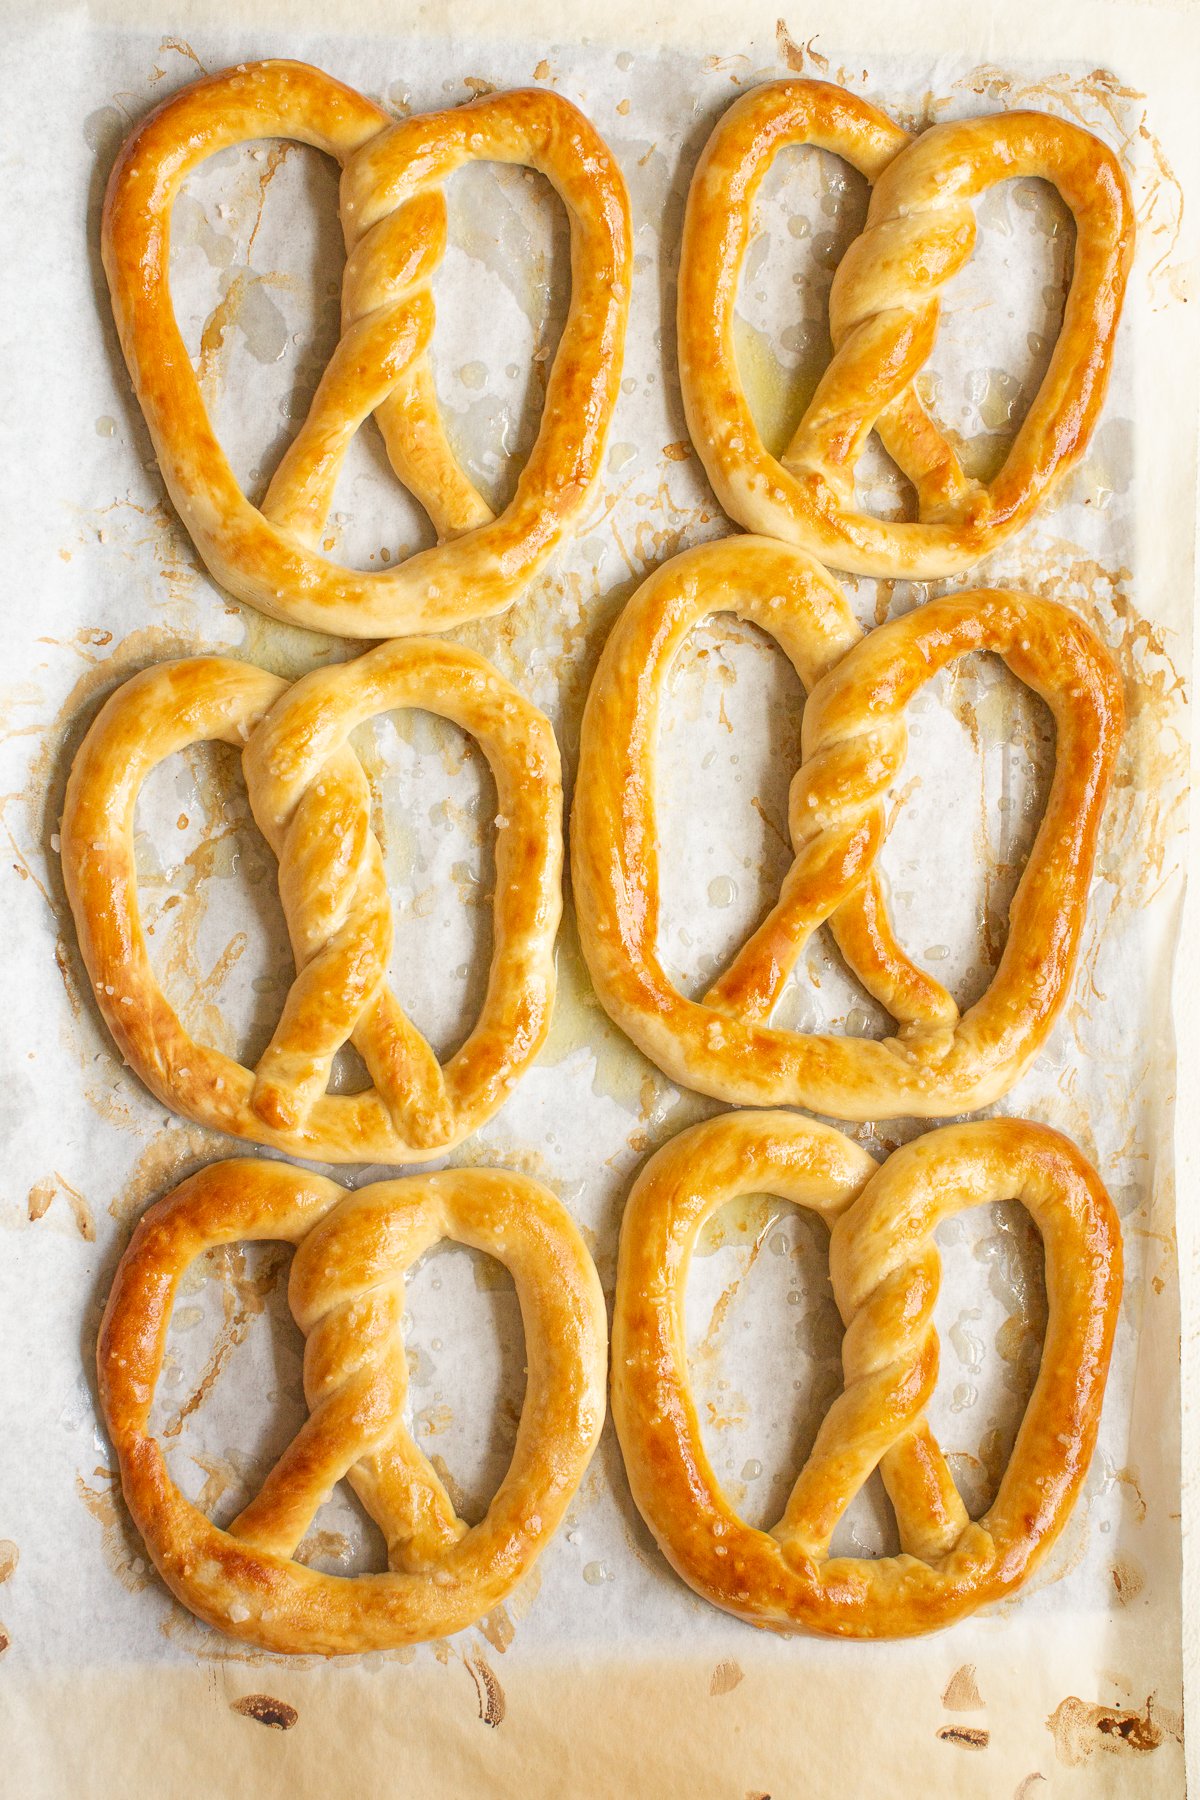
[253,773,395,1132]
[250,903,391,1131]
[351,987,455,1148]
[879,1421,971,1560]
[228,1367,401,1558]
[873,388,980,517]
[781,301,941,494]
[828,872,959,1031]
[375,365,496,539]
[262,295,434,544]
[349,1436,468,1573]
[338,189,494,538]
[703,814,882,1021]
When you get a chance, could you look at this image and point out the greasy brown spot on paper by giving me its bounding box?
[465,1649,505,1727]
[26,1171,95,1240]
[231,1693,299,1730]
[710,1659,744,1696]
[1046,1695,1177,1766]
[941,1664,985,1711]
[937,1726,989,1750]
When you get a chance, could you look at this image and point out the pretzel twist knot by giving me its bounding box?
[679,79,1134,577]
[99,1160,607,1653]
[572,538,1123,1119]
[612,1112,1122,1637]
[63,641,563,1163]
[102,59,633,637]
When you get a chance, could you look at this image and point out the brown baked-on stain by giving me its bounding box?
[231,1693,299,1731]
[465,1649,506,1728]
[941,1664,985,1711]
[1110,1557,1145,1605]
[776,22,829,76]
[76,1466,155,1594]
[937,1726,990,1751]
[0,1539,15,1658]
[25,1172,96,1240]
[476,1604,516,1656]
[709,1659,744,1696]
[1046,1695,1179,1766]
[158,1240,289,1443]
[108,1126,224,1228]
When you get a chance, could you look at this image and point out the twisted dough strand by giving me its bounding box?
[99,1161,607,1653]
[572,542,1123,1119]
[63,642,562,1162]
[679,80,1134,577]
[102,61,632,636]
[612,1112,1121,1637]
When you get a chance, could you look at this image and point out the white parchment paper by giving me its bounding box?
[1,4,1194,1794]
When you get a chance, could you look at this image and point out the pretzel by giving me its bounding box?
[679,79,1134,577]
[62,640,562,1162]
[571,538,1122,1120]
[99,1157,607,1653]
[102,59,632,638]
[613,1110,1120,1637]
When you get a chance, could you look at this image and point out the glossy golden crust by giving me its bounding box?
[102,59,632,637]
[679,79,1134,577]
[571,538,1123,1120]
[99,1158,607,1654]
[612,1111,1121,1638]
[62,644,562,1162]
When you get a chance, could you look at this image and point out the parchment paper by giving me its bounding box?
[2,1,1196,1794]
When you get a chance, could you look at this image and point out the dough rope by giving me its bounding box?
[679,79,1134,577]
[99,1159,607,1654]
[571,538,1123,1119]
[62,642,562,1162]
[612,1111,1121,1637]
[103,59,632,636]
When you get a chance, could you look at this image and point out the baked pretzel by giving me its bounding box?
[62,641,562,1162]
[612,1111,1120,1637]
[102,60,632,637]
[679,79,1134,577]
[99,1158,607,1654]
[571,538,1122,1120]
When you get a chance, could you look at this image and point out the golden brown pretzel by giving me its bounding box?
[612,1111,1121,1637]
[571,538,1123,1120]
[62,642,562,1161]
[102,59,632,637]
[679,79,1134,577]
[99,1158,607,1654]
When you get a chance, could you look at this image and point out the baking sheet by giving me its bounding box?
[2,1,1195,1793]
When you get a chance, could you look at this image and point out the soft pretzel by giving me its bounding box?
[679,79,1134,577]
[612,1110,1121,1637]
[102,59,632,637]
[99,1158,607,1654]
[571,538,1123,1120]
[62,641,562,1162]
